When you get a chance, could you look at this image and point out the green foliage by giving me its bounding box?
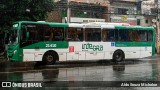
[0,0,54,32]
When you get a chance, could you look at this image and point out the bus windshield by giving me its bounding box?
[9,24,18,45]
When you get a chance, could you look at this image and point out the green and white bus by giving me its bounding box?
[7,21,155,64]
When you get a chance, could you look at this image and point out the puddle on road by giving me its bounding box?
[0,60,159,81]
[0,58,147,73]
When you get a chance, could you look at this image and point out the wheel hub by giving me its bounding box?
[47,55,53,62]
[116,54,120,59]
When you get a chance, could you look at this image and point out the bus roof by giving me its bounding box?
[68,23,85,28]
[15,21,155,30]
[85,22,131,26]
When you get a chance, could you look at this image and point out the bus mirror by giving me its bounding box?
[26,32,29,39]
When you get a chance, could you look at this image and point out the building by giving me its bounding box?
[109,0,138,25]
[46,0,156,26]
[46,0,110,23]
[141,0,156,26]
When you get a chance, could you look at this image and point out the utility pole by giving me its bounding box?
[67,0,71,23]
[156,0,160,53]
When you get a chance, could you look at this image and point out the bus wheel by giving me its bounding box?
[42,51,58,65]
[113,50,125,62]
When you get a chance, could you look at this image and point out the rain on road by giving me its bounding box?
[0,55,160,90]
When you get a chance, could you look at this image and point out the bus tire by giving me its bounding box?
[42,50,59,65]
[112,50,125,62]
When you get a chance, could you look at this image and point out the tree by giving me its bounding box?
[0,0,54,32]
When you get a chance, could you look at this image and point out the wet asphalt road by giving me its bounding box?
[0,55,160,90]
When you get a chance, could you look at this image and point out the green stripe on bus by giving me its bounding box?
[48,23,68,27]
[23,41,69,49]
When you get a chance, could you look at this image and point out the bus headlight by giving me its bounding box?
[14,50,17,54]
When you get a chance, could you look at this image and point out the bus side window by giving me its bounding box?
[76,28,83,41]
[129,30,133,41]
[67,28,83,41]
[139,30,147,42]
[21,27,27,42]
[102,29,107,41]
[29,29,38,42]
[114,29,118,41]
[53,28,64,41]
[85,28,101,41]
[44,29,51,41]
[118,29,129,42]
[108,30,114,41]
[38,27,45,41]
[102,29,115,42]
[129,30,140,42]
[148,30,153,42]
